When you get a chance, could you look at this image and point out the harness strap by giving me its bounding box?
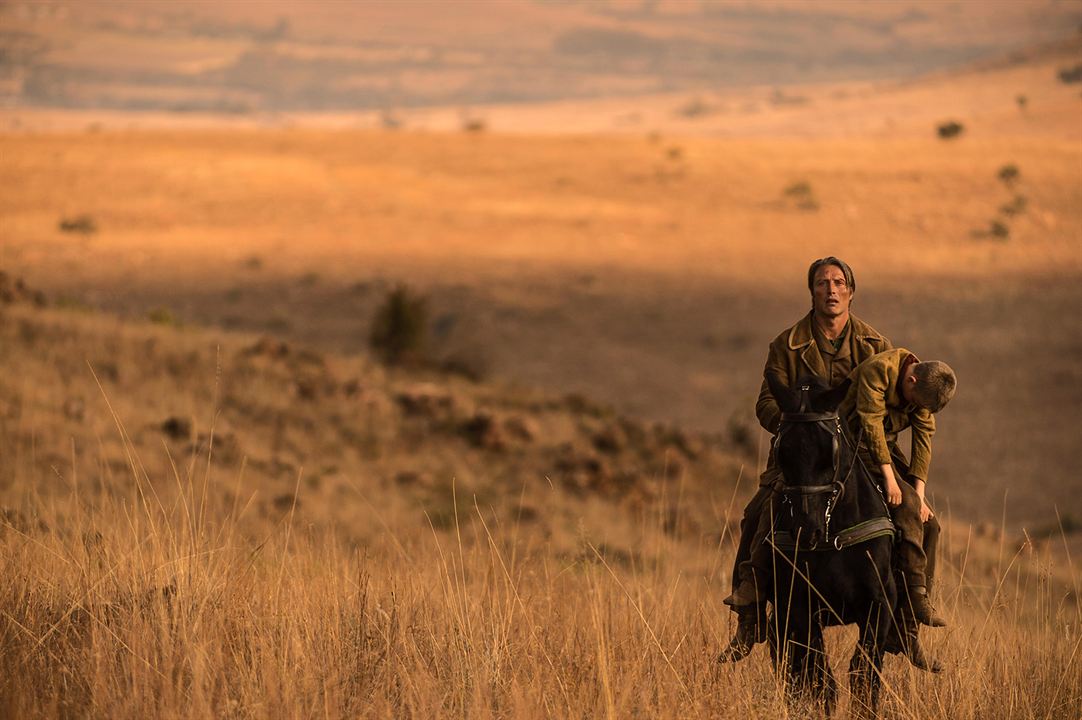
[830,517,896,550]
[765,516,895,553]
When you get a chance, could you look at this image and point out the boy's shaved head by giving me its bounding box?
[912,361,957,412]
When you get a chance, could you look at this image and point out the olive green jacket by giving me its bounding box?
[756,311,892,434]
[840,348,936,484]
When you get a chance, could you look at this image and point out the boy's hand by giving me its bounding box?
[913,478,934,521]
[880,464,902,506]
[884,479,902,506]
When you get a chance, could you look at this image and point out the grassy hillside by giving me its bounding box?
[0,294,1078,718]
[2,65,1080,525]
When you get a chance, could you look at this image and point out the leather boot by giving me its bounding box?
[908,586,947,627]
[718,603,768,663]
[904,634,945,674]
[885,608,944,673]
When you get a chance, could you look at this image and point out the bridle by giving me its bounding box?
[774,383,850,546]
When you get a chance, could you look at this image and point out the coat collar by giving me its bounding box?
[789,312,827,376]
[787,311,884,351]
[787,311,887,378]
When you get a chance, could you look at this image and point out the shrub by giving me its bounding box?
[462,117,486,133]
[999,195,1028,217]
[58,214,97,234]
[369,285,429,366]
[782,181,819,211]
[989,220,1010,240]
[676,97,712,118]
[1016,94,1027,110]
[936,121,964,139]
[1057,63,1082,84]
[997,164,1020,186]
[783,181,813,198]
[147,307,178,326]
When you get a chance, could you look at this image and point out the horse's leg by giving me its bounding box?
[788,608,826,711]
[849,603,889,718]
[786,635,810,707]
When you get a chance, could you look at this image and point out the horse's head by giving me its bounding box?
[767,373,851,548]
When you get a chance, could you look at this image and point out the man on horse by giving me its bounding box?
[720,256,891,660]
[720,258,947,671]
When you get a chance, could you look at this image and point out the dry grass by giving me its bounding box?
[1,447,1078,719]
[0,304,1078,719]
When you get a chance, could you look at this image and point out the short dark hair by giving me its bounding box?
[807,257,856,294]
[912,361,957,413]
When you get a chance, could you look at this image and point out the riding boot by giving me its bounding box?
[718,602,768,663]
[906,584,947,628]
[885,607,944,673]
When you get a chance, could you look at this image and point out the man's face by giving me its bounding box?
[812,265,852,320]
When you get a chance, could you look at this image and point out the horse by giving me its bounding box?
[763,373,897,717]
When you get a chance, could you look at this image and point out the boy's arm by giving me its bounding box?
[855,363,893,469]
[908,408,936,489]
[855,361,905,505]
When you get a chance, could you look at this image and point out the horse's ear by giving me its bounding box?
[767,373,799,413]
[816,378,851,412]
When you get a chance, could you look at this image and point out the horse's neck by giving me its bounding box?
[832,447,889,526]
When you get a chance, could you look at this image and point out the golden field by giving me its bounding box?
[1,17,1081,719]
[0,302,1077,719]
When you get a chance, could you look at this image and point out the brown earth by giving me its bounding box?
[2,39,1081,527]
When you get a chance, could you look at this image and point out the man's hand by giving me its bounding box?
[880,464,902,506]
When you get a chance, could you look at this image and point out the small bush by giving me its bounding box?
[999,195,1028,217]
[783,181,813,198]
[997,164,1021,186]
[369,285,429,366]
[782,181,819,211]
[989,220,1010,240]
[1016,94,1027,110]
[58,214,97,234]
[147,307,178,326]
[676,97,712,118]
[1057,63,1082,84]
[462,117,486,133]
[937,121,964,139]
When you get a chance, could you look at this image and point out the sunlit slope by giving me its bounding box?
[2,36,1080,529]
